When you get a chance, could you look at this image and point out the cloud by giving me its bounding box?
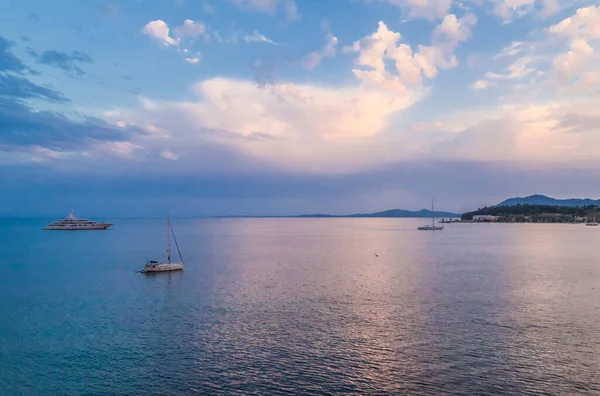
[553,112,600,134]
[491,0,536,22]
[472,6,600,91]
[142,20,180,46]
[174,19,207,38]
[0,36,27,72]
[346,15,476,95]
[302,32,338,70]
[471,79,493,90]
[143,19,209,48]
[28,12,41,22]
[185,53,201,64]
[0,75,68,102]
[99,77,424,172]
[494,41,525,58]
[485,56,536,80]
[160,150,179,160]
[230,0,300,21]
[551,38,594,83]
[366,0,452,21]
[0,36,68,102]
[548,6,600,85]
[549,5,600,38]
[214,31,239,44]
[29,50,93,77]
[0,97,145,159]
[244,31,281,45]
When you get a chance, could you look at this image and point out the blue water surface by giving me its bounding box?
[1,218,599,395]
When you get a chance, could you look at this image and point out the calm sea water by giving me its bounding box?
[1,218,599,395]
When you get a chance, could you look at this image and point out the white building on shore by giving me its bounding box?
[473,215,500,222]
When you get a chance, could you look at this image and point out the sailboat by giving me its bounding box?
[418,199,444,231]
[141,216,184,273]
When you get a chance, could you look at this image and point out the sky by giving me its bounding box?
[1,0,600,217]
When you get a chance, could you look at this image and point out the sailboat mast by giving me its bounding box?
[167,216,171,264]
[431,199,435,228]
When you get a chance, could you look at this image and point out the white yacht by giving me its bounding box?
[141,216,184,273]
[43,209,113,230]
[418,199,444,231]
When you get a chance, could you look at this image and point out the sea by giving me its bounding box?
[1,218,599,395]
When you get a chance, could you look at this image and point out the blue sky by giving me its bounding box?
[2,0,600,217]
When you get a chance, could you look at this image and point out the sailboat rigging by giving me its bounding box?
[418,199,444,231]
[141,216,184,273]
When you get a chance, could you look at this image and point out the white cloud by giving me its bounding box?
[494,41,525,58]
[431,98,600,163]
[302,32,338,70]
[471,80,493,90]
[492,0,536,22]
[485,56,536,80]
[548,6,600,84]
[185,55,201,64]
[244,31,281,45]
[174,19,206,38]
[552,38,594,83]
[143,19,208,47]
[549,5,600,39]
[472,6,600,91]
[346,16,476,95]
[30,146,68,162]
[102,77,424,171]
[160,150,179,160]
[142,20,180,46]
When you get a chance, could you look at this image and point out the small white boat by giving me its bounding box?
[141,216,184,273]
[418,199,444,231]
[43,209,112,230]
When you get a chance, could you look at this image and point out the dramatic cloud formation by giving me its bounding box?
[346,14,476,95]
[3,2,600,216]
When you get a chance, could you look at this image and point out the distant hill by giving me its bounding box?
[296,209,461,218]
[497,194,600,207]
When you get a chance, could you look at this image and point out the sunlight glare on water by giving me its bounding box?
[1,218,599,395]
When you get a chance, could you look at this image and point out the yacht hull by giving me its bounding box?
[418,226,444,231]
[142,263,183,273]
[43,223,113,230]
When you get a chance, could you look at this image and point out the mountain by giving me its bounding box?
[296,209,461,218]
[497,194,600,207]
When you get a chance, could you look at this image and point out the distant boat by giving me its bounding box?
[43,209,112,230]
[141,216,184,273]
[418,199,444,231]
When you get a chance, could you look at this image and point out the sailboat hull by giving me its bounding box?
[142,263,183,273]
[418,226,444,231]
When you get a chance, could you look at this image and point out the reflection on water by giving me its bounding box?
[1,218,599,394]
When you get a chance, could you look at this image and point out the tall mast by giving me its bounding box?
[167,215,171,264]
[431,199,435,228]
